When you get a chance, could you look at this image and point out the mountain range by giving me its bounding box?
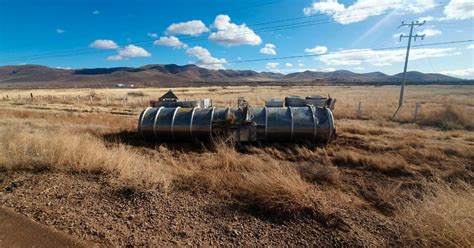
[0,64,469,88]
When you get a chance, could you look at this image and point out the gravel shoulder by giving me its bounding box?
[0,170,399,247]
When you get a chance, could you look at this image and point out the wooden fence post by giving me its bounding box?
[106,96,109,105]
[89,96,93,104]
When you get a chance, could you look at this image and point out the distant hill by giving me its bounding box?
[0,64,469,88]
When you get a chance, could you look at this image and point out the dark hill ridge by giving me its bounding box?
[0,64,468,88]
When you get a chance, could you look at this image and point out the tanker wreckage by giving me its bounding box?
[138,90,336,144]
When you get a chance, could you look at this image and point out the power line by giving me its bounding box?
[1,2,450,62]
[200,39,474,65]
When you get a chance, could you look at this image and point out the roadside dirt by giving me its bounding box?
[0,170,401,247]
[0,206,87,247]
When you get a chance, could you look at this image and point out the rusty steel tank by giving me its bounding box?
[138,91,336,144]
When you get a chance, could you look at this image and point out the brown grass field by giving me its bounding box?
[0,85,473,246]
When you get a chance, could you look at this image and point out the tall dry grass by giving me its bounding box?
[0,122,174,189]
[398,183,474,247]
[0,120,327,215]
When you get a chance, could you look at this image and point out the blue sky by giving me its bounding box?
[1,0,473,78]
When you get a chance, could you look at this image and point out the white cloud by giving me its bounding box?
[353,67,365,70]
[209,15,262,46]
[285,63,293,68]
[305,45,328,55]
[153,36,188,49]
[106,55,123,61]
[107,45,151,61]
[266,62,280,70]
[166,20,209,36]
[303,0,345,16]
[92,10,100,15]
[56,29,65,34]
[89,39,118,49]
[417,28,442,37]
[441,0,474,20]
[418,16,434,22]
[441,68,474,79]
[319,67,337,72]
[186,46,226,70]
[303,0,437,24]
[468,44,474,49]
[260,43,276,55]
[55,66,72,70]
[147,32,158,38]
[320,47,459,66]
[118,45,151,58]
[298,63,305,67]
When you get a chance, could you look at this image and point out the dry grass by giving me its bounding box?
[418,104,473,130]
[332,150,412,176]
[0,122,174,189]
[0,119,325,215]
[0,85,473,245]
[398,183,474,247]
[1,85,473,129]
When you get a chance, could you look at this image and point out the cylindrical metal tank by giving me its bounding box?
[138,106,335,143]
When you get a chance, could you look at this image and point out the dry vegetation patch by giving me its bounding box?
[0,85,473,246]
[398,183,474,247]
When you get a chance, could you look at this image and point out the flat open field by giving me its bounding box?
[0,85,473,246]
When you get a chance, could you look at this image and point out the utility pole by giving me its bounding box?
[392,21,426,119]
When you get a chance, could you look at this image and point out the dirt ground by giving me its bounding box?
[1,170,398,247]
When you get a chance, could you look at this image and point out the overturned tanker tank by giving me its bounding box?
[138,90,336,144]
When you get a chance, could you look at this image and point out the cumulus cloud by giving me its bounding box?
[153,36,188,49]
[56,28,65,34]
[285,63,293,68]
[107,44,151,61]
[186,46,227,70]
[441,68,474,79]
[147,32,158,38]
[319,67,337,72]
[441,0,474,20]
[418,16,435,22]
[118,45,151,57]
[353,67,365,70]
[265,62,280,70]
[417,28,442,37]
[92,10,100,15]
[468,44,474,49]
[320,47,459,66]
[303,0,437,24]
[89,39,119,49]
[55,66,72,70]
[305,45,328,55]
[209,15,262,46]
[166,20,209,36]
[106,55,123,61]
[260,44,276,55]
